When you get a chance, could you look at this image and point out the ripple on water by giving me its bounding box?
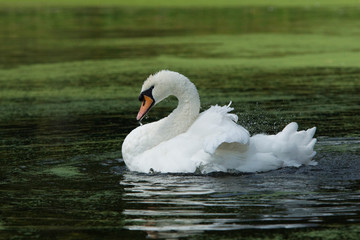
[120,147,360,239]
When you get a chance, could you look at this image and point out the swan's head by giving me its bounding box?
[136,70,193,121]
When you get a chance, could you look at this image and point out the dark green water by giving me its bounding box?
[1,6,360,239]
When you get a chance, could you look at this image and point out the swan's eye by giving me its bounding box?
[138,86,154,102]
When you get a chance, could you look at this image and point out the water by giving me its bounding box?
[1,5,360,239]
[1,115,359,239]
[120,142,360,238]
[121,160,360,238]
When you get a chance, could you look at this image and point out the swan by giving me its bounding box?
[122,70,317,173]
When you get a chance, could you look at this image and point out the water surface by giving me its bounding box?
[1,115,359,239]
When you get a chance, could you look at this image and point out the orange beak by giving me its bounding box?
[136,95,154,121]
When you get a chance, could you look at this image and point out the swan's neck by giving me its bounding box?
[122,79,200,162]
[162,84,200,137]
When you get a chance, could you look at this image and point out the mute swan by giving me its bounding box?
[122,70,317,173]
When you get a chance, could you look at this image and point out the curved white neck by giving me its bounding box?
[160,83,200,137]
[122,77,201,161]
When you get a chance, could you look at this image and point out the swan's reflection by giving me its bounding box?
[121,172,243,238]
[120,171,322,239]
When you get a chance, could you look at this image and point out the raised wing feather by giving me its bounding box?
[187,104,250,155]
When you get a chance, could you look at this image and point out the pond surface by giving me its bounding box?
[1,5,360,239]
[1,115,360,239]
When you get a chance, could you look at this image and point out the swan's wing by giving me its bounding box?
[188,104,250,155]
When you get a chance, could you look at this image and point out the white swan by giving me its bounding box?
[122,70,317,173]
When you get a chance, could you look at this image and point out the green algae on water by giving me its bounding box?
[46,166,83,178]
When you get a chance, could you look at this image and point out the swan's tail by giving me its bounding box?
[240,122,317,172]
[278,122,317,165]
